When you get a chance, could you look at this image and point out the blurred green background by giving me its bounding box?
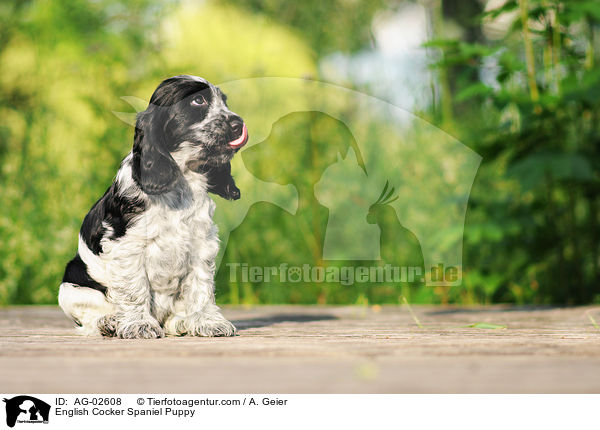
[1,0,599,306]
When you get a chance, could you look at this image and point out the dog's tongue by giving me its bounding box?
[228,123,248,148]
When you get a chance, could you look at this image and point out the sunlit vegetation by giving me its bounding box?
[1,0,599,305]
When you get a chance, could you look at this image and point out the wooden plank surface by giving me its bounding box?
[1,305,600,393]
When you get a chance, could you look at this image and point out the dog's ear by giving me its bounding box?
[205,162,241,200]
[132,108,181,195]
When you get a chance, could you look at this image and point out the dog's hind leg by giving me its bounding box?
[58,283,114,336]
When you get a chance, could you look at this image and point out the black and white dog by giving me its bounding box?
[58,75,248,338]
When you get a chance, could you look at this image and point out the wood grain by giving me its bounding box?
[1,305,599,393]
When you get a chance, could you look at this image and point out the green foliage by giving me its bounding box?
[0,0,170,304]
[224,0,390,57]
[429,0,600,304]
[2,0,599,306]
[0,0,315,305]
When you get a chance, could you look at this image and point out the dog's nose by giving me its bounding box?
[227,115,248,148]
[230,117,243,137]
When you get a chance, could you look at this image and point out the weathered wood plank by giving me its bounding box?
[1,305,599,393]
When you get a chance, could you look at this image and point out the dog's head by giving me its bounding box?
[132,75,248,195]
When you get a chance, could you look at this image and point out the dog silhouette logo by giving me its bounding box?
[3,396,50,427]
[114,78,482,286]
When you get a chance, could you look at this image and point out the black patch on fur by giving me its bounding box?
[132,108,182,195]
[80,181,145,255]
[202,162,240,200]
[133,75,245,194]
[132,76,215,194]
[62,254,107,294]
[150,76,212,108]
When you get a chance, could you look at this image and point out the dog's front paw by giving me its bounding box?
[191,318,236,337]
[194,318,236,337]
[116,319,165,339]
[171,312,236,337]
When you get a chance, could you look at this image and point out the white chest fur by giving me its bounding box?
[80,171,220,298]
[143,190,219,294]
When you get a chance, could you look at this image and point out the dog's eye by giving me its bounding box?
[191,95,207,107]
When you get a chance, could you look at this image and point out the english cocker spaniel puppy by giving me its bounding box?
[58,75,248,338]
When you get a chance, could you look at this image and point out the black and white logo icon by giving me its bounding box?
[3,396,50,428]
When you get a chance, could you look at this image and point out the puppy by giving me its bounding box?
[58,75,248,338]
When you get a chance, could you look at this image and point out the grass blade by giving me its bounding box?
[585,310,600,330]
[464,322,507,329]
[401,296,424,328]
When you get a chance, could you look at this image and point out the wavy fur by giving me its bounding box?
[59,75,246,338]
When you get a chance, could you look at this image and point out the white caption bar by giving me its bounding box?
[0,394,598,430]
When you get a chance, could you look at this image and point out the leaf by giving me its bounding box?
[464,322,507,329]
[482,0,517,19]
[456,83,494,102]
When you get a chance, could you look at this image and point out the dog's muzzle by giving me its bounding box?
[228,122,248,149]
